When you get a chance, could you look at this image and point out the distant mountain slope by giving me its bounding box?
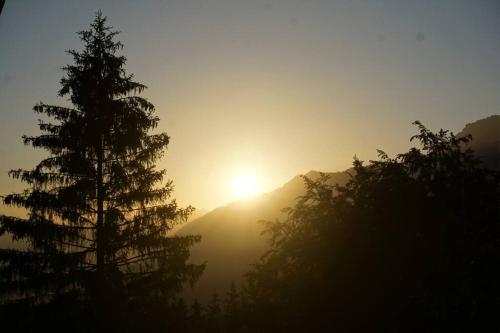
[178,170,351,302]
[458,115,500,170]
[179,116,500,302]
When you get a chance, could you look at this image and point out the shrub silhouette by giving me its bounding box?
[241,122,500,332]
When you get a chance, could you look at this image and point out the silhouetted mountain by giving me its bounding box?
[178,170,351,302]
[180,116,500,301]
[458,115,500,170]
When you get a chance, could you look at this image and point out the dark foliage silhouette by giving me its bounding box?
[231,122,500,332]
[224,282,242,332]
[0,12,203,331]
[182,285,250,333]
[1,10,499,333]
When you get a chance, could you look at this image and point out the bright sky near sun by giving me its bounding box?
[1,1,500,210]
[231,170,261,199]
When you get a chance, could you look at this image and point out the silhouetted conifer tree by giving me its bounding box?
[191,299,203,319]
[188,299,205,333]
[206,293,222,333]
[207,293,222,316]
[224,282,240,332]
[0,12,203,331]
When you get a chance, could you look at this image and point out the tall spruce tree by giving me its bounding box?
[0,12,203,326]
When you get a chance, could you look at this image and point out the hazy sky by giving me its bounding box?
[1,0,499,210]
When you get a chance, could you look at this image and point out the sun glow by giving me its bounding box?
[232,171,261,199]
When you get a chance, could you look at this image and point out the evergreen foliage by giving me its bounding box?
[205,293,222,332]
[224,281,240,331]
[0,12,203,331]
[1,11,499,333]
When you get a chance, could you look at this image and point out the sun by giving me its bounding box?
[232,171,261,199]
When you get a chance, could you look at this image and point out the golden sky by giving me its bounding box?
[1,1,500,210]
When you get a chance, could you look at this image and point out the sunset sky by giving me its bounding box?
[1,0,499,210]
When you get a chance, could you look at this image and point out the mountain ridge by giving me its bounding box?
[179,116,500,302]
[458,115,500,170]
[178,169,352,301]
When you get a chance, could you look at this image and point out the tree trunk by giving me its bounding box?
[96,133,105,278]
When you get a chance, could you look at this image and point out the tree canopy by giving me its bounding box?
[241,122,500,332]
[0,12,203,331]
